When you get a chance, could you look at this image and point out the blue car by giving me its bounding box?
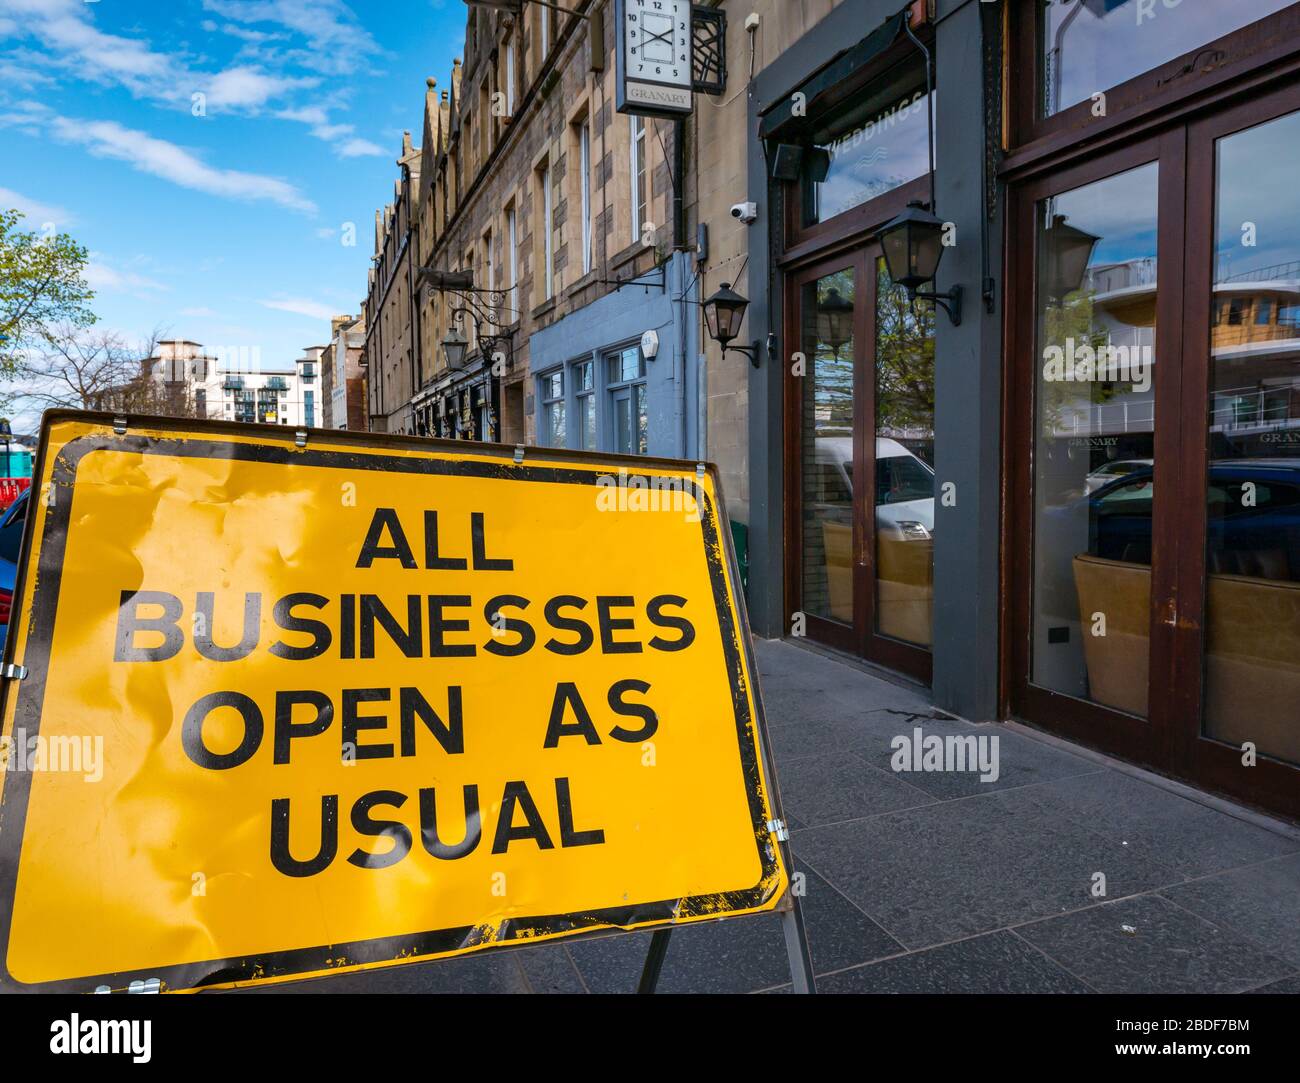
[0,488,30,653]
[1048,458,1300,576]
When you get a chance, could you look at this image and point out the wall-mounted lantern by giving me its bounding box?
[442,326,469,371]
[703,281,762,367]
[878,200,962,325]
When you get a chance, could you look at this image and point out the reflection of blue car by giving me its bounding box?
[1052,459,1300,578]
[0,488,30,653]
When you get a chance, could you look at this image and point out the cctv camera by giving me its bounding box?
[730,201,758,224]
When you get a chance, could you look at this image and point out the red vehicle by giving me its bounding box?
[0,477,30,512]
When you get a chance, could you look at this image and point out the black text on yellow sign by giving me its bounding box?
[0,416,786,992]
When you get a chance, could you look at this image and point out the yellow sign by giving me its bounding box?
[0,413,787,992]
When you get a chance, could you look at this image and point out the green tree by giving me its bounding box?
[0,209,95,374]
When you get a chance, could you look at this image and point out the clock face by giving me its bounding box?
[624,0,691,90]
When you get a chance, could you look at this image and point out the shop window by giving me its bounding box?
[574,359,596,450]
[606,346,647,455]
[1037,0,1293,120]
[539,369,565,445]
[798,56,932,230]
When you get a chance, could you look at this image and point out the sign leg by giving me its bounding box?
[782,895,817,994]
[637,928,673,994]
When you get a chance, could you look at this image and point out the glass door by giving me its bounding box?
[786,248,936,681]
[1010,98,1300,817]
[1008,132,1186,765]
[1176,85,1300,817]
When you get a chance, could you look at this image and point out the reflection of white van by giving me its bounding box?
[814,436,935,539]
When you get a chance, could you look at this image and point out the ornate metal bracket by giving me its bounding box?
[692,6,727,96]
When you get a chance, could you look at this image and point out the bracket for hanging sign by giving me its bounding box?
[691,6,727,95]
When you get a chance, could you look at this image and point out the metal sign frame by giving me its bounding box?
[0,412,814,993]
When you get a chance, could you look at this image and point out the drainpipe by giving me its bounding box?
[403,162,421,434]
[672,118,691,457]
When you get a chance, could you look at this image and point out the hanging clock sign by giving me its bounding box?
[615,0,694,119]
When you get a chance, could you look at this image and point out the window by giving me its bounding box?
[538,162,554,301]
[540,369,565,445]
[484,228,494,289]
[574,359,596,449]
[540,5,550,58]
[506,203,518,303]
[304,390,315,428]
[606,346,648,455]
[505,39,516,116]
[799,58,932,229]
[630,115,647,242]
[1038,0,1293,120]
[195,388,206,417]
[580,121,593,275]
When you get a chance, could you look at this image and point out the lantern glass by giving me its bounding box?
[703,282,749,346]
[879,201,946,292]
[443,328,469,370]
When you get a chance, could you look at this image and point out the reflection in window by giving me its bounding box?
[606,346,647,455]
[1031,162,1159,716]
[801,268,856,624]
[574,359,596,450]
[1040,0,1292,118]
[800,60,932,228]
[1203,107,1300,767]
[874,258,936,647]
[540,369,564,446]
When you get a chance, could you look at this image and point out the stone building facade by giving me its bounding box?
[319,313,366,430]
[373,0,700,458]
[363,132,422,435]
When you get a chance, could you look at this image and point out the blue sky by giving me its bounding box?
[1,0,466,424]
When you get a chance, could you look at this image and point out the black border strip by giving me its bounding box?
[0,420,784,992]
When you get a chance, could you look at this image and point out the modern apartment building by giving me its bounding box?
[142,339,320,427]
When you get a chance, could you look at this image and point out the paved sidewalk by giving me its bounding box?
[271,637,1300,994]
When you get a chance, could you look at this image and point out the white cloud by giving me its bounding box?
[205,65,318,110]
[84,258,170,296]
[0,0,366,138]
[274,105,384,159]
[201,0,381,75]
[32,114,318,214]
[0,186,73,228]
[180,306,218,318]
[338,136,384,158]
[260,297,336,322]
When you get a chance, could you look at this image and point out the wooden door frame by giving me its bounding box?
[782,246,935,683]
[1003,130,1186,771]
[783,249,869,656]
[1172,81,1300,818]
